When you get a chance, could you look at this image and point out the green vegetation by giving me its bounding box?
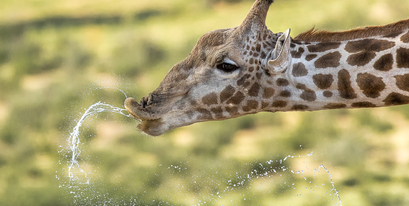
[1,0,409,205]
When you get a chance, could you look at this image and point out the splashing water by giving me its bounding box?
[61,89,342,205]
[67,102,133,182]
[316,164,342,206]
[211,152,343,206]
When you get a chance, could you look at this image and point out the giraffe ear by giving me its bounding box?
[264,29,292,75]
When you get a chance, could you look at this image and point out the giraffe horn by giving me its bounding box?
[239,0,273,32]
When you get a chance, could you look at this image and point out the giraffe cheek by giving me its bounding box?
[201,93,218,106]
[220,85,236,103]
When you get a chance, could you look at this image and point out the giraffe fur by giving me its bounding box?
[125,0,409,136]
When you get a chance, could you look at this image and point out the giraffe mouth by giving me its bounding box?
[124,97,172,136]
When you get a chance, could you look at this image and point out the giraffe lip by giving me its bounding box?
[124,97,164,121]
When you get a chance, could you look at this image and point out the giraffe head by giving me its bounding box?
[125,0,293,136]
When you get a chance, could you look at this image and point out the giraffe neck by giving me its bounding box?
[268,30,409,112]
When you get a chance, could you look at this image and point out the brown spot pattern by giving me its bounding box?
[225,106,239,116]
[261,101,270,109]
[323,103,346,109]
[395,74,409,92]
[226,91,245,105]
[237,74,251,86]
[397,48,409,68]
[263,87,275,99]
[347,51,376,66]
[242,100,259,112]
[276,78,289,86]
[315,52,342,68]
[256,73,262,80]
[220,85,235,102]
[351,102,377,108]
[323,91,333,97]
[296,84,316,101]
[383,93,409,106]
[306,54,318,61]
[256,44,261,52]
[356,73,385,98]
[190,100,198,106]
[400,31,409,43]
[338,69,357,99]
[280,91,291,98]
[374,53,393,71]
[261,51,267,59]
[243,82,251,88]
[292,62,308,77]
[384,32,401,38]
[291,105,309,111]
[248,83,260,97]
[202,93,218,106]
[307,42,341,52]
[272,100,287,108]
[291,47,305,58]
[313,74,334,89]
[211,107,224,119]
[345,39,395,53]
[296,84,307,90]
[300,90,317,102]
[197,108,213,120]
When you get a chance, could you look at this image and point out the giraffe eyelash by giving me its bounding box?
[222,58,238,66]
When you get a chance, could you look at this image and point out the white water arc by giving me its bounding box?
[64,99,343,205]
[67,102,134,182]
[217,152,343,206]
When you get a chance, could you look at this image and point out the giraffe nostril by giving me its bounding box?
[140,97,147,108]
[140,94,154,108]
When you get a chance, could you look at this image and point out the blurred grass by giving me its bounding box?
[1,0,409,205]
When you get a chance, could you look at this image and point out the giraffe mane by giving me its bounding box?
[294,18,409,43]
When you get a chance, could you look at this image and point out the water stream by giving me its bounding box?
[62,95,342,205]
[67,101,133,183]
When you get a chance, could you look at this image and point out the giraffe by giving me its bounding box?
[125,0,409,136]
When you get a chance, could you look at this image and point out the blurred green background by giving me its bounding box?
[1,0,409,205]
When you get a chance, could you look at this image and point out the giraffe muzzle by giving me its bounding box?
[124,97,165,121]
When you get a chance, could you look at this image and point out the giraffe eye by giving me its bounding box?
[216,58,239,73]
[217,63,239,72]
